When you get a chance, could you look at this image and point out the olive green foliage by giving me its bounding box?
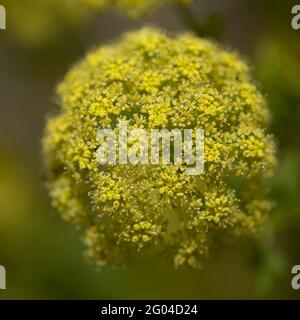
[2,0,87,48]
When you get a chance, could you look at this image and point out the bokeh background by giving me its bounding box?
[0,0,299,299]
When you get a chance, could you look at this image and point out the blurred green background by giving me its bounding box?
[0,0,299,299]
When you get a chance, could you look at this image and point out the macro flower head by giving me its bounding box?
[82,0,191,18]
[42,27,276,268]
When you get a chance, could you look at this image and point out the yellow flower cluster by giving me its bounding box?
[82,0,190,18]
[42,27,276,268]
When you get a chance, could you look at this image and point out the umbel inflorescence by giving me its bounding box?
[42,27,276,268]
[82,0,191,18]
